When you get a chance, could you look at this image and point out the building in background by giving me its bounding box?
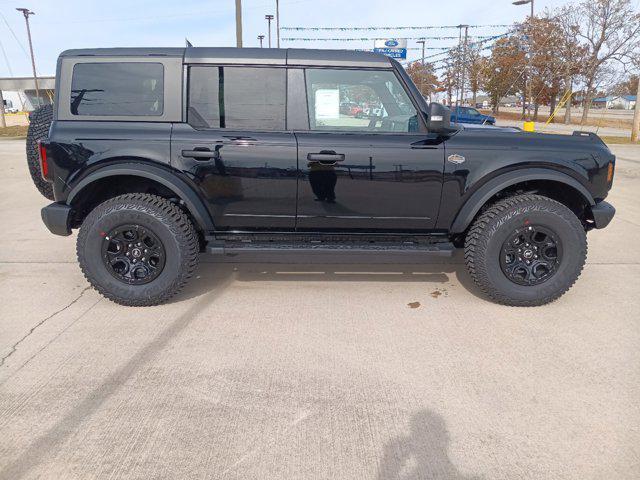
[0,76,55,112]
[592,95,637,110]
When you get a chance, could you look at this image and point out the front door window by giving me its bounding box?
[305,69,419,133]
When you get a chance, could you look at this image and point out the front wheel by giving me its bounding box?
[77,193,199,306]
[464,194,587,306]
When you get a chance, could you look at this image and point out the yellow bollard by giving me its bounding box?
[523,121,535,132]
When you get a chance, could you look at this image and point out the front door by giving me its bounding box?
[296,68,444,231]
[171,65,297,230]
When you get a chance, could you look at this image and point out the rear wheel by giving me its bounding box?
[464,194,587,306]
[77,193,199,306]
[26,104,54,200]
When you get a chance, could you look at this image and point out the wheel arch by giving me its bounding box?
[67,163,215,233]
[450,169,595,234]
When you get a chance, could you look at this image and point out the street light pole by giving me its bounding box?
[416,40,426,98]
[16,8,41,107]
[258,35,265,48]
[235,0,243,47]
[455,25,468,108]
[416,40,425,65]
[632,74,640,142]
[461,25,469,106]
[275,0,280,48]
[513,0,534,120]
[265,15,274,48]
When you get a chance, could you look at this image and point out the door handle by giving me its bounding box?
[223,135,257,143]
[181,148,218,160]
[307,152,345,163]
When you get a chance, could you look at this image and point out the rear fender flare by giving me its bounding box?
[449,168,595,233]
[66,163,215,232]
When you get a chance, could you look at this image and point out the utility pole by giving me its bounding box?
[529,0,534,120]
[455,25,468,108]
[513,0,534,120]
[632,75,640,142]
[275,0,280,48]
[265,14,274,48]
[416,40,426,97]
[16,8,41,107]
[258,35,265,48]
[0,90,6,128]
[460,25,469,106]
[235,0,243,47]
[416,40,426,65]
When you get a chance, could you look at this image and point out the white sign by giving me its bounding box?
[373,39,408,49]
[373,39,408,59]
[315,89,340,120]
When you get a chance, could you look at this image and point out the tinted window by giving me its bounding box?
[188,66,286,130]
[305,69,418,133]
[71,63,164,116]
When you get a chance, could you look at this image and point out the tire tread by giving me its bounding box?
[464,194,587,306]
[77,193,199,306]
[26,104,54,200]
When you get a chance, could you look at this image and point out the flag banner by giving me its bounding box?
[281,24,512,31]
[282,35,498,42]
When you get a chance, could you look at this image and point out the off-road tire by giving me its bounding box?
[464,194,587,306]
[26,104,54,200]
[77,193,199,306]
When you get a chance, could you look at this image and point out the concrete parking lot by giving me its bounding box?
[0,138,638,479]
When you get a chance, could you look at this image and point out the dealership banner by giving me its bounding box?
[373,39,407,59]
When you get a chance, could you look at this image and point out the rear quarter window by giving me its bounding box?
[70,62,164,116]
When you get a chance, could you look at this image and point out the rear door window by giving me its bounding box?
[70,62,164,116]
[188,66,286,130]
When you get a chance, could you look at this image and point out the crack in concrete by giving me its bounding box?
[0,286,91,368]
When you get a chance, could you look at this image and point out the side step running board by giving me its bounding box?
[206,240,455,257]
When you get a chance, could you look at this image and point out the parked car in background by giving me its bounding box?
[340,102,363,117]
[450,106,495,125]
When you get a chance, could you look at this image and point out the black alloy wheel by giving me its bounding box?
[77,193,199,306]
[101,224,166,285]
[464,194,587,306]
[499,225,562,286]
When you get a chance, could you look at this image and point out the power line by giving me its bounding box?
[0,10,29,59]
[281,24,512,31]
[282,35,497,42]
[0,37,14,76]
[402,31,514,66]
[358,47,451,52]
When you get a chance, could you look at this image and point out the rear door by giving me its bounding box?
[171,65,297,230]
[295,67,445,231]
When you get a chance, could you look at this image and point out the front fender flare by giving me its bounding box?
[66,163,215,232]
[449,168,595,234]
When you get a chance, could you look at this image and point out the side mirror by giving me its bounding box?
[427,102,452,134]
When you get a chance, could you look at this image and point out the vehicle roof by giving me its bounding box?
[59,47,393,68]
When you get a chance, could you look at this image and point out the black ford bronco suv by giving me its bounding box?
[31,47,615,306]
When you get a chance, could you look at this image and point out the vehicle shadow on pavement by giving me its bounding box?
[174,250,486,303]
[377,409,482,480]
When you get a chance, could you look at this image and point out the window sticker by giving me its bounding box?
[315,89,340,120]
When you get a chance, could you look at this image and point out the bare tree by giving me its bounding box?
[466,46,487,107]
[438,57,458,106]
[550,8,590,124]
[406,62,440,101]
[568,0,640,124]
[482,36,526,114]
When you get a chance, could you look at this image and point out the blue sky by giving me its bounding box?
[0,0,576,77]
